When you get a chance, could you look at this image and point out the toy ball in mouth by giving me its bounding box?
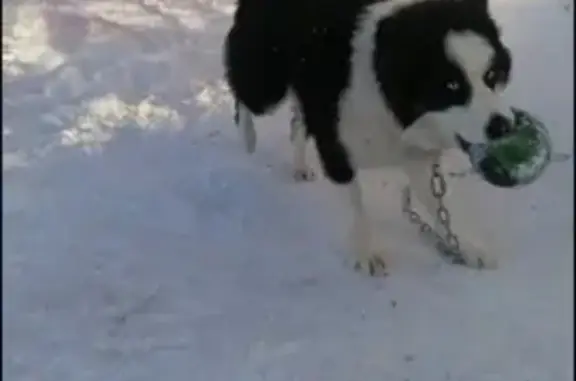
[462,108,553,188]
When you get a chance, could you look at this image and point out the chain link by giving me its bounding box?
[402,161,466,265]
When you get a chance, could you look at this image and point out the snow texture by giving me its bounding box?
[3,0,573,380]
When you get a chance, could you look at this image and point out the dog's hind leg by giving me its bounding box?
[289,99,315,181]
[235,100,257,154]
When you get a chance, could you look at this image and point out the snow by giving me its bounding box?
[3,0,573,380]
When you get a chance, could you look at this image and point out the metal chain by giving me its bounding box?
[402,152,571,266]
[401,161,467,266]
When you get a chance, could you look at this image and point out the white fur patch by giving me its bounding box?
[337,0,426,169]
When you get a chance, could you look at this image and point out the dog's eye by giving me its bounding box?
[484,68,503,89]
[485,69,497,82]
[446,81,461,91]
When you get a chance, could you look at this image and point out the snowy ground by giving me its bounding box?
[3,0,573,380]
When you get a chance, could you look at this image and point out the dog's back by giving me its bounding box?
[225,0,377,116]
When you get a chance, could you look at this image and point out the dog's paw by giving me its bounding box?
[352,254,388,277]
[458,240,498,269]
[293,167,316,182]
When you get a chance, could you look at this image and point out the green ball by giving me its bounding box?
[486,127,539,167]
[469,108,552,188]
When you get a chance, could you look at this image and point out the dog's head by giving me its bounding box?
[374,0,513,152]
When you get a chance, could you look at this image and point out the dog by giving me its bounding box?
[224,0,514,276]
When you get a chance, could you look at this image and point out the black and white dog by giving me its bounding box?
[224,0,514,275]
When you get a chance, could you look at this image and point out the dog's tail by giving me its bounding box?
[234,99,257,154]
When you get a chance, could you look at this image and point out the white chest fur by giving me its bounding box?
[337,96,407,169]
[337,0,422,169]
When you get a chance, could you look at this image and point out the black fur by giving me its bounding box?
[224,0,511,184]
[224,0,372,183]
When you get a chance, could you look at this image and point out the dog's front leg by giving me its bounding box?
[403,152,498,269]
[344,178,388,276]
[313,138,387,276]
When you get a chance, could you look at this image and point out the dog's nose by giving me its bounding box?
[485,114,513,140]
